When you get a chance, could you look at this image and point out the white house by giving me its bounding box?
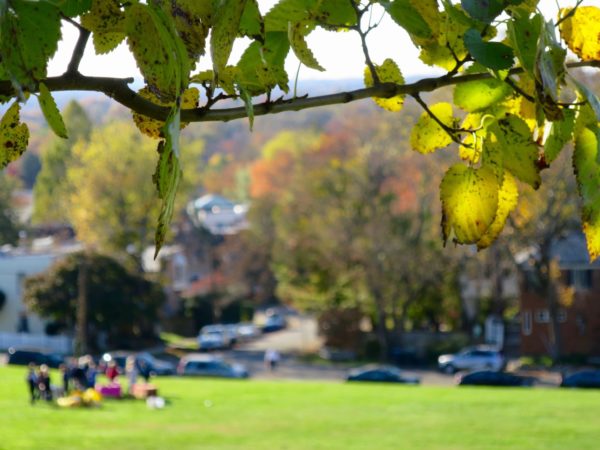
[0,251,57,334]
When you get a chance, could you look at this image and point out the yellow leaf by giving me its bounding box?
[410,102,455,154]
[363,59,405,112]
[574,128,600,261]
[132,87,199,139]
[560,6,600,61]
[441,164,499,245]
[0,101,29,169]
[476,171,519,249]
[459,114,486,163]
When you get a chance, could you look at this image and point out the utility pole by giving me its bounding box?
[76,255,88,356]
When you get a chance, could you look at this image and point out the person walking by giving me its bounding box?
[125,356,138,397]
[264,348,281,371]
[37,364,52,402]
[25,363,38,404]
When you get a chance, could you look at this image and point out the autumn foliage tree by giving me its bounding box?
[1,0,600,260]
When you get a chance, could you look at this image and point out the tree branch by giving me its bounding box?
[65,20,91,75]
[1,61,598,124]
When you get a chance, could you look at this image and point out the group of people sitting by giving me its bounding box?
[26,354,156,405]
[25,355,100,404]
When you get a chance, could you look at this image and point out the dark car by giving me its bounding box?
[346,365,420,384]
[456,370,535,387]
[7,348,64,368]
[560,370,600,388]
[101,351,176,376]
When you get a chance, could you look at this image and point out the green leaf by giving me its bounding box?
[536,21,566,107]
[126,3,190,99]
[476,171,519,249]
[385,0,432,39]
[507,13,542,75]
[570,76,600,124]
[363,59,405,112]
[38,83,68,139]
[441,164,499,245]
[464,28,514,71]
[487,115,541,188]
[0,101,29,169]
[545,109,575,164]
[574,128,600,261]
[48,0,91,17]
[239,0,263,41]
[153,106,183,257]
[211,0,247,76]
[461,0,504,24]
[264,0,311,32]
[312,0,356,28]
[239,86,254,131]
[288,22,324,71]
[81,0,126,54]
[0,0,61,89]
[410,103,455,154]
[453,74,512,112]
[237,32,290,95]
[166,0,213,65]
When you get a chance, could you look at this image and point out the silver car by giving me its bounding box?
[178,354,249,378]
[438,346,504,374]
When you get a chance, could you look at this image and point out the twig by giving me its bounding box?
[350,1,379,85]
[556,0,584,28]
[412,94,473,146]
[65,18,91,75]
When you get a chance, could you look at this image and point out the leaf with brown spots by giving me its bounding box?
[0,102,29,169]
[441,163,499,245]
[133,87,199,139]
[81,0,126,54]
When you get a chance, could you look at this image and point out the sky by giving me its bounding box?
[47,1,585,83]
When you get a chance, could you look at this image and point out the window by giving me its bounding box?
[566,269,593,290]
[522,311,532,335]
[558,309,568,323]
[535,309,550,323]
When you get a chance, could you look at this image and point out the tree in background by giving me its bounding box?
[248,127,462,356]
[32,100,92,224]
[23,251,165,351]
[65,121,204,262]
[0,172,20,246]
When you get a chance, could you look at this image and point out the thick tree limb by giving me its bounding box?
[0,61,598,123]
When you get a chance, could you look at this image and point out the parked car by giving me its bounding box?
[438,346,504,374]
[177,354,249,378]
[346,365,420,384]
[560,370,600,388]
[198,326,232,351]
[101,351,176,376]
[236,322,260,341]
[7,348,64,368]
[456,370,535,387]
[262,314,287,333]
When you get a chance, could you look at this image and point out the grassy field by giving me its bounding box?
[1,366,599,450]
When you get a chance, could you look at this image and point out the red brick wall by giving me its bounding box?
[520,272,600,356]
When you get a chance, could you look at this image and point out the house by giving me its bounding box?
[519,233,600,357]
[186,194,248,235]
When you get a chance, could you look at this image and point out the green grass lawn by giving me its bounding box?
[1,366,599,450]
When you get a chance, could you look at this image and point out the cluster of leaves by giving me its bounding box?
[1,0,600,258]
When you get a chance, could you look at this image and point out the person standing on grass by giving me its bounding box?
[25,363,38,404]
[106,360,119,383]
[125,356,138,396]
[59,363,70,396]
[37,364,52,402]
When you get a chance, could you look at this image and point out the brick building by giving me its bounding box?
[520,233,600,357]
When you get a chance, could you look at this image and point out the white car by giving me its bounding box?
[198,326,232,351]
[438,347,504,374]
